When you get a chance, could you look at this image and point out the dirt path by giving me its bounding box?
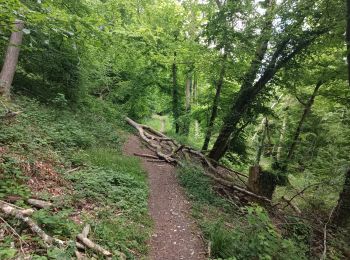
[123,135,206,260]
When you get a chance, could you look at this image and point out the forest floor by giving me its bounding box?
[123,135,206,260]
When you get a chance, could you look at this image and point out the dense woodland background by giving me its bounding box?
[0,0,350,259]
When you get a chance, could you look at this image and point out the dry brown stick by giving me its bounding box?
[77,234,112,257]
[133,153,159,159]
[0,201,65,247]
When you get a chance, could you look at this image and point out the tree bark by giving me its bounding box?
[255,118,268,165]
[0,20,24,99]
[183,71,192,135]
[276,115,287,161]
[286,81,323,160]
[172,51,180,133]
[332,169,350,227]
[202,53,227,151]
[247,165,276,200]
[346,0,350,89]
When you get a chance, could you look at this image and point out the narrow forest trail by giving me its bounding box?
[123,135,206,260]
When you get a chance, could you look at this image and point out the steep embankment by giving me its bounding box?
[0,97,151,259]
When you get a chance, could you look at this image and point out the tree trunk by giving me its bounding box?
[192,71,197,103]
[247,165,276,200]
[332,169,350,227]
[346,0,350,89]
[286,81,323,160]
[183,72,192,135]
[276,116,287,161]
[202,53,227,151]
[255,118,268,165]
[172,51,180,134]
[208,0,276,161]
[0,20,24,99]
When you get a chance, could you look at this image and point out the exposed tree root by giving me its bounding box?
[125,117,272,204]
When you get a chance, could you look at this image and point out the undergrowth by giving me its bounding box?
[177,164,308,260]
[0,96,150,259]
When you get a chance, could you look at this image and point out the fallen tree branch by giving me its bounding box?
[77,234,112,257]
[0,201,65,247]
[27,199,52,209]
[133,153,159,159]
[281,196,301,214]
[125,117,271,204]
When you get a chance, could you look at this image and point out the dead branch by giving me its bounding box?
[81,224,90,238]
[133,153,159,159]
[146,159,166,163]
[27,199,52,209]
[77,234,112,257]
[0,201,65,247]
[320,206,336,260]
[281,196,301,214]
[125,117,272,204]
[0,200,33,215]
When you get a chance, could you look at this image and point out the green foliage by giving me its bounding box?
[33,209,78,237]
[205,206,307,260]
[0,154,30,199]
[67,147,151,257]
[177,164,231,210]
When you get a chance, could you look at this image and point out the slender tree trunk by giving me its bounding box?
[192,71,197,103]
[346,0,350,89]
[202,53,227,151]
[286,81,323,160]
[332,169,350,227]
[276,116,287,161]
[172,52,180,133]
[255,118,268,165]
[0,20,24,99]
[183,71,192,135]
[332,1,350,228]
